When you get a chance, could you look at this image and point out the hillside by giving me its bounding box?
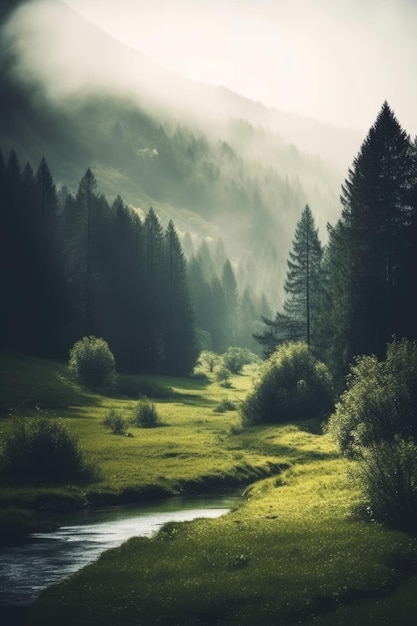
[0,0,359,306]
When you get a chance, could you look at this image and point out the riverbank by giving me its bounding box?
[0,493,240,613]
[0,352,294,520]
[28,457,417,626]
[2,352,417,624]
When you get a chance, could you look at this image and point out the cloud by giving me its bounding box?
[63,0,417,134]
[2,0,417,136]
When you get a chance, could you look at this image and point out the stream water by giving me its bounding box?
[0,492,241,607]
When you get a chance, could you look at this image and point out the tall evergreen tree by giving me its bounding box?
[283,205,323,348]
[0,150,22,348]
[162,220,197,374]
[316,220,354,383]
[221,258,238,346]
[188,255,214,349]
[62,168,101,338]
[339,102,417,359]
[255,205,323,356]
[143,207,165,370]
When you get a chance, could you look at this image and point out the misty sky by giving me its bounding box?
[63,0,417,135]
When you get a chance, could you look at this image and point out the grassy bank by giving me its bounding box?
[29,457,417,625]
[1,352,294,509]
[2,351,417,624]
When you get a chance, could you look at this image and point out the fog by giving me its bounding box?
[63,0,417,137]
[3,0,414,307]
[1,0,369,171]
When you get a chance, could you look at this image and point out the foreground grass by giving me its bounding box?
[29,458,417,625]
[2,351,417,624]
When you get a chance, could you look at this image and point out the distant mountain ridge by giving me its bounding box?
[0,0,359,307]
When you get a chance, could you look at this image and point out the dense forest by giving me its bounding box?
[0,149,273,374]
[1,102,416,387]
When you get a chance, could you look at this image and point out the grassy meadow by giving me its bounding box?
[1,351,417,624]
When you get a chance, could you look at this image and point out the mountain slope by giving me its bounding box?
[0,0,353,306]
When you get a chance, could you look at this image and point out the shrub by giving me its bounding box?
[198,350,220,372]
[0,417,96,482]
[355,437,417,530]
[222,347,255,374]
[69,336,116,391]
[326,339,417,456]
[101,408,126,434]
[130,399,161,428]
[214,399,238,413]
[215,366,232,388]
[241,342,334,426]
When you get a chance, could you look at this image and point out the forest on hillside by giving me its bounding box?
[1,102,417,388]
[0,151,273,374]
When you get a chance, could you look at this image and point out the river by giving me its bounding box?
[0,492,241,608]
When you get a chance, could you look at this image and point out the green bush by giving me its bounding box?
[241,342,334,425]
[130,399,161,428]
[326,339,417,456]
[215,366,232,388]
[222,347,255,374]
[214,399,238,413]
[0,417,96,482]
[69,336,116,391]
[355,437,417,530]
[198,350,220,372]
[101,408,126,434]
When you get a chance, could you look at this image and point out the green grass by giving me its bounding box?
[0,351,92,412]
[29,458,417,625]
[2,352,417,624]
[0,355,284,505]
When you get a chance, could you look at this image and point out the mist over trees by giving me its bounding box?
[255,102,417,388]
[0,0,342,312]
[0,148,271,373]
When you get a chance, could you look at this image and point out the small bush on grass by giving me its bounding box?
[69,336,116,391]
[241,342,334,425]
[101,408,126,434]
[354,437,417,530]
[326,339,417,530]
[130,399,161,428]
[222,347,256,374]
[326,338,417,456]
[0,417,96,483]
[215,366,232,388]
[198,350,220,372]
[214,399,238,413]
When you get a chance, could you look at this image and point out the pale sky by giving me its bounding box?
[63,0,417,135]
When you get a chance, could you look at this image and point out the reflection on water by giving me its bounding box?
[0,493,240,606]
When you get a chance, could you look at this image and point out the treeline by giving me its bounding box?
[0,152,198,374]
[0,149,269,374]
[256,102,417,386]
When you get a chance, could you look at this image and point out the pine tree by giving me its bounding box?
[221,258,238,346]
[143,207,165,370]
[255,205,323,356]
[283,205,323,347]
[63,168,101,338]
[316,220,354,383]
[339,102,417,359]
[188,255,214,348]
[162,220,197,375]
